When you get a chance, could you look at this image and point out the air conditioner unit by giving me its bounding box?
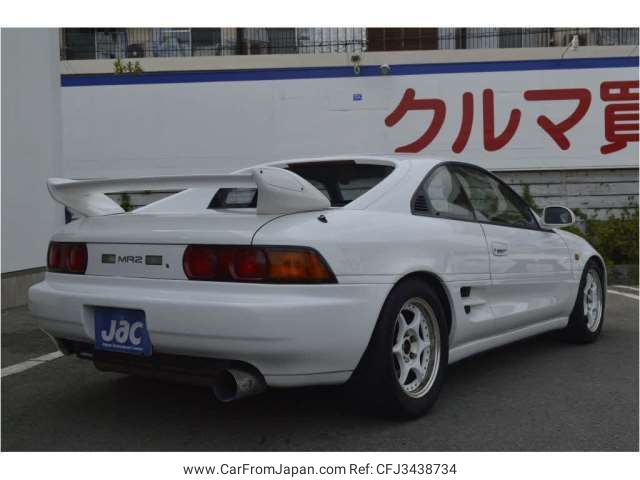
[127,43,145,58]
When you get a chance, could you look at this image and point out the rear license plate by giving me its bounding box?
[94,307,152,356]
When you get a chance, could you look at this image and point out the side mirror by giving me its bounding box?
[542,205,576,228]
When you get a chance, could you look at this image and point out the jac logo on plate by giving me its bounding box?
[94,307,151,356]
[101,319,144,345]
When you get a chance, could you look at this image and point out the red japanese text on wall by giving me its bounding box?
[385,80,640,155]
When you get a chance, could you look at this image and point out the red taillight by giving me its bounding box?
[47,243,64,272]
[47,242,87,274]
[66,244,88,273]
[183,245,217,280]
[182,245,335,283]
[232,248,267,280]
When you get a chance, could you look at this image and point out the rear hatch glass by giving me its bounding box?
[209,161,394,209]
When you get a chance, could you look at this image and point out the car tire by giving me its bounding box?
[561,259,606,344]
[350,278,449,418]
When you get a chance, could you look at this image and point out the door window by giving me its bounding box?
[415,166,475,220]
[453,166,537,228]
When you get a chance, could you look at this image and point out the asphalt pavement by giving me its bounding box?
[2,291,638,451]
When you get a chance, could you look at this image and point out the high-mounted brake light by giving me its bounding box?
[47,242,87,274]
[182,246,336,283]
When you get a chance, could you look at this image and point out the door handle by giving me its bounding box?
[492,242,509,256]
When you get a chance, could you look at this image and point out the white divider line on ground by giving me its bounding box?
[1,351,64,378]
[610,285,639,292]
[607,289,640,300]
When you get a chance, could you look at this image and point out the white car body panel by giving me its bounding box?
[29,155,605,388]
[53,211,280,245]
[480,223,575,335]
[253,210,493,348]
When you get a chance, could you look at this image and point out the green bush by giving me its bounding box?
[113,58,143,74]
[521,185,541,215]
[119,192,133,212]
[564,208,639,269]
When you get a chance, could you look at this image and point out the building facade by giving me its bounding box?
[60,27,639,60]
[58,28,639,220]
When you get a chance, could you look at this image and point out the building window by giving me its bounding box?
[191,28,223,56]
[366,28,439,51]
[61,28,95,60]
[95,29,127,59]
[152,28,192,57]
[267,28,297,54]
[498,28,523,48]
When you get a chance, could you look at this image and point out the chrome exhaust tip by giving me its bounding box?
[212,368,266,402]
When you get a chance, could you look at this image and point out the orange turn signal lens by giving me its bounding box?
[267,249,334,282]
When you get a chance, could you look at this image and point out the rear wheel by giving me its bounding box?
[351,279,448,418]
[561,259,605,343]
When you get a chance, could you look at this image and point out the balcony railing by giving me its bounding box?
[60,28,639,61]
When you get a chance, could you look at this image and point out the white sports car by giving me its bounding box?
[29,156,606,417]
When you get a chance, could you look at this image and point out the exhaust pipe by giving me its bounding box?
[211,368,267,402]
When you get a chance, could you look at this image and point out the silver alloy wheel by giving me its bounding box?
[392,297,441,398]
[583,268,603,332]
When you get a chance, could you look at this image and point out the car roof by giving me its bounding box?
[257,155,487,212]
[259,155,444,212]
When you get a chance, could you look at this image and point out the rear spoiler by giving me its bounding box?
[47,167,330,216]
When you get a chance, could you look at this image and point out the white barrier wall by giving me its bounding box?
[1,28,63,273]
[61,52,638,178]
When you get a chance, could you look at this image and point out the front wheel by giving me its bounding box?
[561,259,606,343]
[351,279,449,418]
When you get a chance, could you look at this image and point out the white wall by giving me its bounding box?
[1,28,64,273]
[61,51,638,179]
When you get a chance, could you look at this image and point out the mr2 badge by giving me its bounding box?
[102,254,162,265]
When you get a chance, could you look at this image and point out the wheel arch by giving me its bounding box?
[587,254,608,297]
[392,271,455,339]
[349,269,455,393]
[569,254,608,311]
[588,254,607,280]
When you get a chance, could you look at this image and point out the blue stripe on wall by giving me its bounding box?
[61,56,639,87]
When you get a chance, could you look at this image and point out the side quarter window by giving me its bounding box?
[452,166,538,229]
[413,166,475,221]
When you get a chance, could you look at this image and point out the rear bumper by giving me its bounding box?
[29,273,390,387]
[56,340,262,388]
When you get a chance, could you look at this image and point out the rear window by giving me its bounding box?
[209,161,394,209]
[209,188,257,209]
